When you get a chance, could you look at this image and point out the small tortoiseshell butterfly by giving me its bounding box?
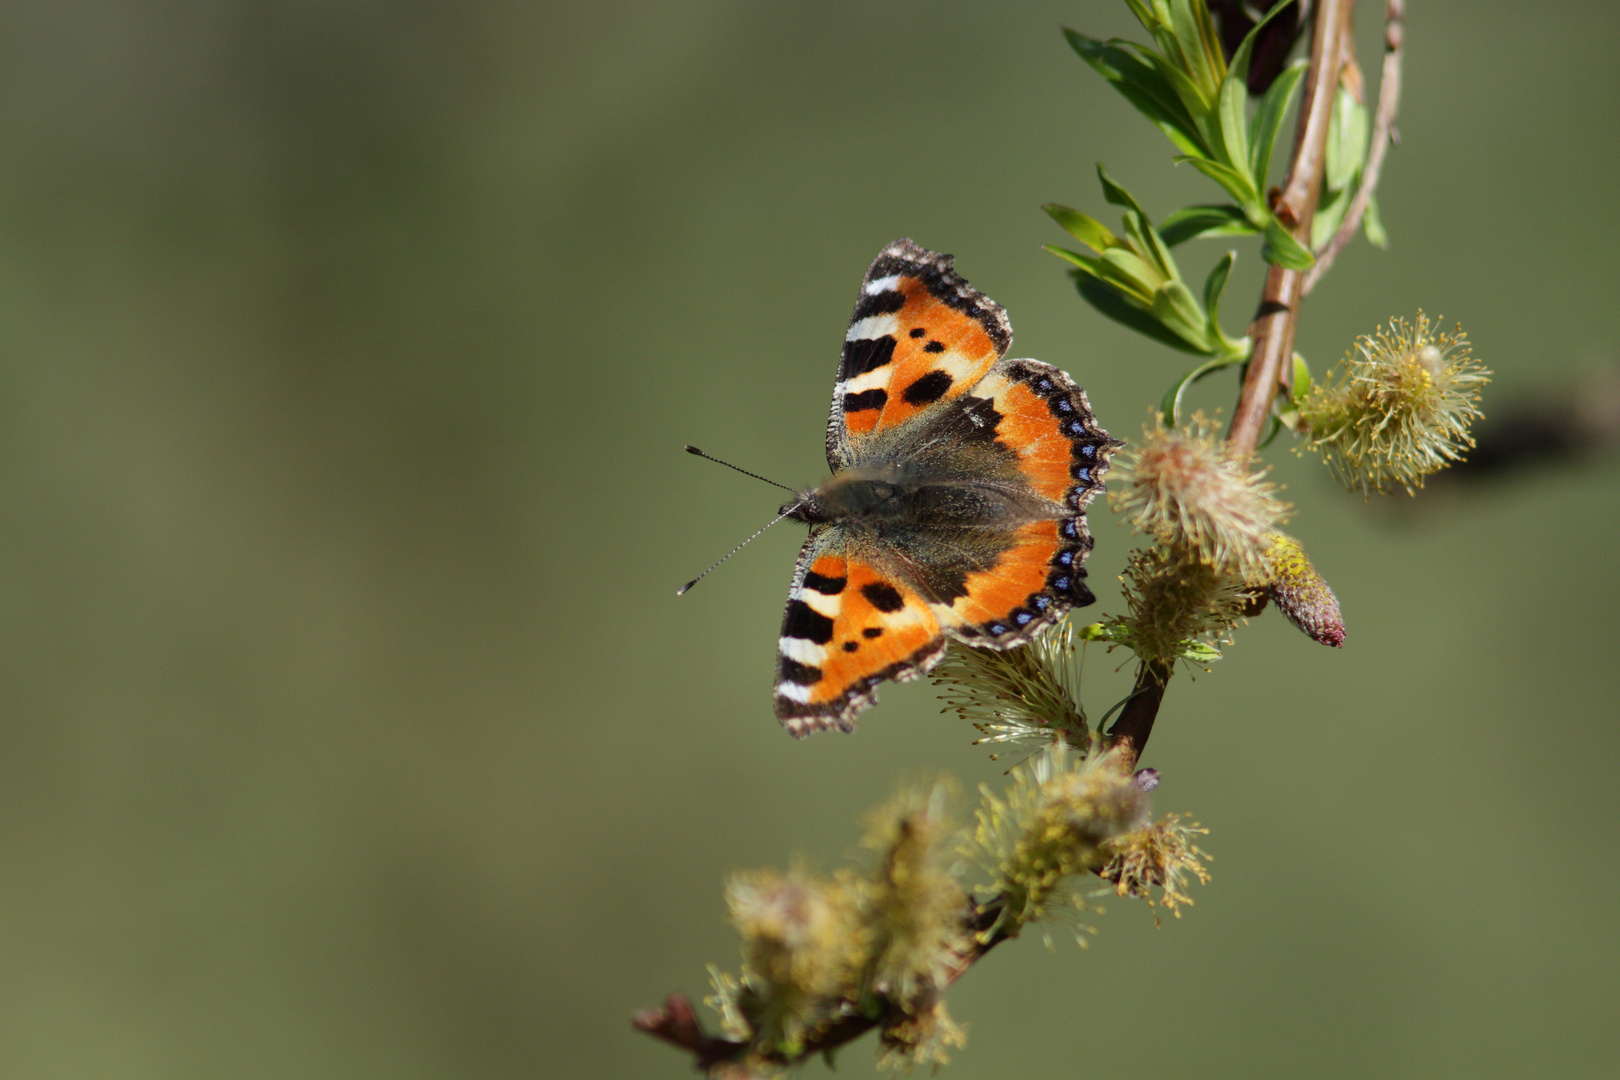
[773,239,1120,736]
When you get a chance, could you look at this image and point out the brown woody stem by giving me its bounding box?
[1108,0,1353,768]
[1304,0,1405,295]
[632,902,1011,1075]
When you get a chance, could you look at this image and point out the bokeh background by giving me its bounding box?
[1,2,1616,1077]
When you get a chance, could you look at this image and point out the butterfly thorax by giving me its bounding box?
[783,465,1056,530]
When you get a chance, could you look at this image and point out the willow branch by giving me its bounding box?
[633,900,1011,1076]
[1303,0,1405,295]
[1228,0,1352,455]
[1108,0,1353,768]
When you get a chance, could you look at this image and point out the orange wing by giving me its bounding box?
[773,540,952,737]
[827,240,1012,469]
[936,358,1118,644]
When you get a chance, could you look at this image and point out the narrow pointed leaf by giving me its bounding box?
[1132,44,1218,150]
[1202,250,1235,341]
[1097,164,1152,218]
[1119,209,1180,286]
[1141,215,1184,286]
[1043,203,1116,251]
[1098,247,1162,302]
[1324,86,1369,191]
[1311,179,1350,251]
[1043,244,1106,275]
[1152,279,1210,350]
[1074,275,1209,355]
[1261,217,1315,269]
[1065,32,1204,158]
[1249,60,1306,185]
[1167,0,1221,98]
[1217,74,1252,175]
[1159,204,1258,246]
[1122,0,1157,35]
[1179,156,1262,215]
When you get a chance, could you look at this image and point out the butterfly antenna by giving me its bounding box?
[676,507,796,596]
[684,445,798,494]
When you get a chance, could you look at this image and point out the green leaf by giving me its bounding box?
[1042,203,1116,251]
[1141,216,1183,285]
[1097,164,1151,218]
[1167,0,1222,98]
[1132,43,1218,151]
[1119,208,1180,285]
[1249,60,1306,186]
[1161,353,1242,426]
[1178,156,1262,216]
[1153,278,1208,348]
[1363,192,1389,248]
[1311,180,1350,251]
[1099,247,1162,302]
[1064,32,1204,158]
[1043,244,1105,275]
[1159,204,1258,246]
[1202,250,1235,341]
[1261,218,1315,269]
[1324,85,1369,192]
[1122,0,1157,36]
[1290,353,1313,405]
[1217,71,1251,175]
[1073,274,1209,356]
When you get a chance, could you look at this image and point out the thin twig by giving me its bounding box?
[1227,0,1353,456]
[632,901,1011,1075]
[1303,0,1405,295]
[1109,0,1353,769]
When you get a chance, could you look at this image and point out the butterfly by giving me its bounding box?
[774,239,1120,736]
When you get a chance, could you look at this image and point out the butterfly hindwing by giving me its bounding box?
[942,358,1119,644]
[827,239,1012,470]
[774,534,952,736]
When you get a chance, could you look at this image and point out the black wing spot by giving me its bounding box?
[843,388,888,413]
[779,657,823,685]
[860,582,906,613]
[783,600,835,644]
[909,327,927,338]
[802,570,847,594]
[923,340,946,353]
[862,627,883,638]
[842,641,859,652]
[840,336,897,380]
[902,370,954,406]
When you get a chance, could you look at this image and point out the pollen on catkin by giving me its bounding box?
[1109,544,1250,669]
[965,743,1147,938]
[1098,813,1212,924]
[1110,413,1290,581]
[1299,312,1489,495]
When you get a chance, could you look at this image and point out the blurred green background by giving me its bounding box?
[1,2,1616,1077]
